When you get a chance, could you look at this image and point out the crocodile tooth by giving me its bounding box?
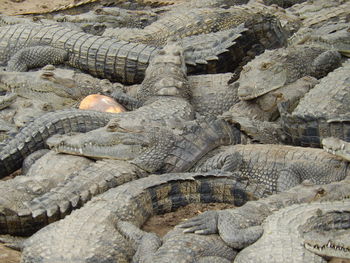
[341,144,345,150]
[79,148,83,154]
[327,241,331,247]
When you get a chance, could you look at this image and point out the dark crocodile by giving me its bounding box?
[179,175,350,251]
[21,171,266,263]
[193,143,350,193]
[0,109,115,178]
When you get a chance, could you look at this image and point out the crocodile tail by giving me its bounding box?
[0,109,114,178]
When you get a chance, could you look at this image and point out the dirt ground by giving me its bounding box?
[0,0,96,15]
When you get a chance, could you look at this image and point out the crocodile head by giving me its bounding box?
[303,210,350,260]
[47,126,151,160]
[0,65,110,101]
[237,49,288,100]
[322,137,350,162]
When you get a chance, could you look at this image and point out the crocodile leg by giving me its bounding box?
[21,171,264,262]
[6,46,68,72]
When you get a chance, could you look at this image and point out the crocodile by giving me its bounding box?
[0,92,17,110]
[21,171,266,263]
[188,73,239,117]
[52,7,159,35]
[0,40,239,235]
[0,109,115,178]
[192,143,350,193]
[0,39,195,178]
[225,75,319,122]
[0,117,238,236]
[322,137,350,162]
[278,60,350,147]
[102,4,284,46]
[234,199,350,263]
[303,211,350,261]
[0,18,286,84]
[0,64,116,109]
[179,175,350,251]
[288,0,350,30]
[236,44,342,101]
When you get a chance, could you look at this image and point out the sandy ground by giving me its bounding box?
[0,0,97,15]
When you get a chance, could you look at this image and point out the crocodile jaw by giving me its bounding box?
[322,137,350,161]
[304,240,350,259]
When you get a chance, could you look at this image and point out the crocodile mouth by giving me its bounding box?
[51,142,146,160]
[47,131,150,160]
[304,240,350,259]
[322,137,350,161]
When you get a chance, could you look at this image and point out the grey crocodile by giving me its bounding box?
[225,75,319,122]
[0,109,115,178]
[279,60,350,147]
[193,143,350,193]
[234,199,350,263]
[103,4,286,47]
[0,64,115,109]
[0,40,238,236]
[236,44,342,101]
[21,171,265,263]
[0,14,286,84]
[322,137,350,162]
[179,175,350,251]
[0,117,238,236]
[189,73,239,117]
[0,39,194,179]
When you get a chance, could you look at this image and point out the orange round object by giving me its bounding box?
[79,94,126,113]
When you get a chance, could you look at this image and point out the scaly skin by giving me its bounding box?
[0,40,200,235]
[21,171,265,263]
[0,109,115,178]
[189,73,239,117]
[103,5,268,46]
[0,65,114,109]
[225,75,319,122]
[179,176,350,251]
[0,118,237,236]
[47,118,237,172]
[234,200,350,263]
[322,137,350,162]
[193,143,350,193]
[237,45,342,101]
[0,92,17,110]
[279,60,350,147]
[0,22,277,84]
[0,151,93,235]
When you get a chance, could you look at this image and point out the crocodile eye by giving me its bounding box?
[173,50,181,56]
[260,62,272,70]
